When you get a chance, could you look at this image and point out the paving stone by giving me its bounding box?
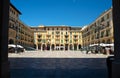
[9,51,109,78]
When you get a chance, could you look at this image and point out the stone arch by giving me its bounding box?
[56,44,59,50]
[38,44,41,50]
[60,44,64,50]
[65,44,68,50]
[34,44,36,49]
[74,44,77,50]
[107,39,111,44]
[51,44,55,50]
[70,44,73,50]
[42,44,46,50]
[47,44,50,50]
[78,44,81,49]
[102,40,105,43]
[9,39,14,44]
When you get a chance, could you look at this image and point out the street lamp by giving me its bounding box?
[95,23,105,53]
[15,21,19,53]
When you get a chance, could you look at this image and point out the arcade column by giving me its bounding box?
[112,0,120,78]
[0,0,10,78]
[36,44,38,50]
[50,45,52,51]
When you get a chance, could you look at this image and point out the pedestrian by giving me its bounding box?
[102,47,106,54]
[105,47,110,55]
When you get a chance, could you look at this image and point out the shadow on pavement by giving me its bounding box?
[9,58,108,78]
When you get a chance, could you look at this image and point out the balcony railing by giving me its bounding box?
[74,37,78,40]
[64,38,69,40]
[55,41,60,43]
[64,34,69,36]
[46,37,51,39]
[64,41,69,44]
[46,34,51,36]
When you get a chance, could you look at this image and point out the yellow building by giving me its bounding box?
[9,3,114,51]
[9,3,34,47]
[81,7,113,48]
[31,26,82,51]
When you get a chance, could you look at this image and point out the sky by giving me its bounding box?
[10,0,112,27]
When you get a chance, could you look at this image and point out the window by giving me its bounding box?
[101,17,104,22]
[48,28,49,30]
[101,31,104,38]
[52,28,54,30]
[52,36,54,38]
[56,31,59,34]
[107,21,110,27]
[79,35,81,38]
[52,32,54,35]
[38,35,40,38]
[61,40,63,43]
[42,39,46,43]
[106,30,110,36]
[107,13,110,19]
[43,35,45,38]
[38,39,41,42]
[66,32,67,34]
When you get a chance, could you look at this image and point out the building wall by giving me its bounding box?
[8,3,113,50]
[31,26,82,50]
[8,4,34,47]
[81,8,113,48]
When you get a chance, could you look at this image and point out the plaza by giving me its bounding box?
[8,51,110,78]
[8,50,109,58]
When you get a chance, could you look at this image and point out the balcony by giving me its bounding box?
[73,41,78,44]
[73,34,78,37]
[38,39,42,43]
[64,41,69,44]
[74,37,78,40]
[46,39,51,43]
[74,39,78,41]
[56,34,60,37]
[56,38,60,40]
[46,34,51,37]
[38,34,42,38]
[55,41,60,44]
[46,37,51,39]
[64,38,69,40]
[64,34,69,36]
[55,37,60,39]
[46,38,51,41]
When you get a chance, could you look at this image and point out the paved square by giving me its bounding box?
[9,51,110,78]
[8,50,109,58]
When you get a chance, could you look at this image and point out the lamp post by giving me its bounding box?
[94,23,104,53]
[15,22,18,53]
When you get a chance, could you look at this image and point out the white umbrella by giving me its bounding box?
[100,43,106,47]
[8,44,24,48]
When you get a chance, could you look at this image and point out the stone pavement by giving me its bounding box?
[8,51,109,78]
[8,50,109,58]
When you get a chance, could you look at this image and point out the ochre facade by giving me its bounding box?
[9,4,34,47]
[31,26,82,50]
[8,3,114,51]
[81,8,113,48]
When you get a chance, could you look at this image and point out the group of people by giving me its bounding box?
[86,46,114,55]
